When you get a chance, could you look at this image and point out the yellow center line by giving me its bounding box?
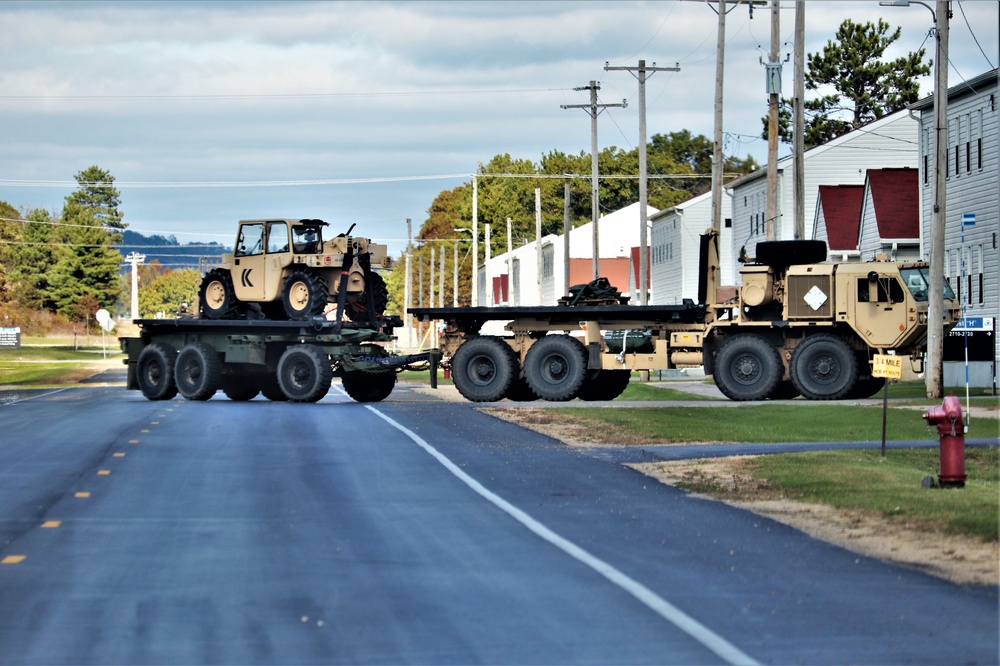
[113,452,126,458]
[1,556,26,565]
[41,521,61,528]
[75,492,91,498]
[97,470,111,476]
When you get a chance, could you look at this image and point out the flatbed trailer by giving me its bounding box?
[122,317,437,403]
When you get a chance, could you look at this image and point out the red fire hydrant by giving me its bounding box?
[922,394,966,488]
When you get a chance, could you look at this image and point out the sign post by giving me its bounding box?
[872,353,902,457]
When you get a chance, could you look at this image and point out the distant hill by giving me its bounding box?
[116,230,230,272]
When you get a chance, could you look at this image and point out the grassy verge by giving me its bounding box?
[0,346,122,385]
[548,403,997,443]
[677,448,999,542]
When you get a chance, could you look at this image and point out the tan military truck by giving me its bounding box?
[411,231,958,402]
[199,218,390,321]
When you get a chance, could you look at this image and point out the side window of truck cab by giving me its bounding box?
[235,223,264,257]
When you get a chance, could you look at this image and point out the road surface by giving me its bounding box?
[0,380,996,664]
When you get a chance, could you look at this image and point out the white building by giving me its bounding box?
[649,189,735,305]
[856,168,921,262]
[912,68,999,387]
[726,109,919,281]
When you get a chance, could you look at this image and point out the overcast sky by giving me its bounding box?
[1,0,996,258]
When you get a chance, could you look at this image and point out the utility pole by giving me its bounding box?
[765,0,781,241]
[562,81,626,280]
[605,60,680,305]
[126,252,145,321]
[928,0,950,398]
[710,0,728,235]
[793,1,805,240]
[404,218,413,347]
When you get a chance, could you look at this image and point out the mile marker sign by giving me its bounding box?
[872,354,902,379]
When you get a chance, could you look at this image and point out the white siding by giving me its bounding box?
[727,110,919,281]
[918,69,999,370]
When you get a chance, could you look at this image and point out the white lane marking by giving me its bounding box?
[365,405,760,666]
[0,388,71,406]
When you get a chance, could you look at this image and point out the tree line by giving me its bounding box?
[0,166,200,332]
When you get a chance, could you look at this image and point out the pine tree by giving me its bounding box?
[764,19,931,148]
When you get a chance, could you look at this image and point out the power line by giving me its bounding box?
[0,87,573,102]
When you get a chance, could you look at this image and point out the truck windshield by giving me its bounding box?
[900,267,956,302]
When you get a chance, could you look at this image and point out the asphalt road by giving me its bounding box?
[0,380,996,665]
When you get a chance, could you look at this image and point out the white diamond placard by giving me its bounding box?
[803,285,828,311]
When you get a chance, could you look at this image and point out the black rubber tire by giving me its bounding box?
[346,272,389,322]
[576,369,632,401]
[199,269,239,319]
[755,240,827,267]
[768,380,801,400]
[260,373,288,402]
[136,343,178,400]
[221,374,260,401]
[790,333,858,400]
[282,270,329,320]
[451,336,519,402]
[846,375,886,399]
[523,334,588,402]
[712,334,783,401]
[341,371,396,402]
[277,344,333,402]
[504,376,538,402]
[175,342,222,401]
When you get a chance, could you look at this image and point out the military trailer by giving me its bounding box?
[411,231,957,402]
[122,220,435,403]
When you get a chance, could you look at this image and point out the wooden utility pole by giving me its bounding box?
[793,1,805,240]
[562,81,626,280]
[471,175,478,307]
[605,60,680,305]
[563,181,571,296]
[711,0,727,234]
[765,0,780,241]
[928,0,950,398]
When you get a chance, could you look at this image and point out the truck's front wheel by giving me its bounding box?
[713,334,782,401]
[790,334,857,400]
[282,271,329,320]
[277,344,333,402]
[451,336,518,402]
[199,269,239,319]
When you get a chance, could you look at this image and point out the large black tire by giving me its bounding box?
[282,270,329,320]
[346,272,389,322]
[846,375,886,399]
[713,334,782,401]
[277,344,333,402]
[523,334,588,402]
[768,380,801,400]
[504,376,538,402]
[221,373,260,401]
[450,336,519,402]
[341,371,396,403]
[199,269,239,319]
[259,373,288,402]
[175,342,222,401]
[576,369,632,401]
[790,333,858,400]
[136,343,178,400]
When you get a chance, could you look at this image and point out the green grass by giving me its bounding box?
[0,346,122,385]
[741,448,999,541]
[618,382,718,401]
[550,403,997,443]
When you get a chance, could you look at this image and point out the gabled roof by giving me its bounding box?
[817,184,864,251]
[866,168,919,239]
